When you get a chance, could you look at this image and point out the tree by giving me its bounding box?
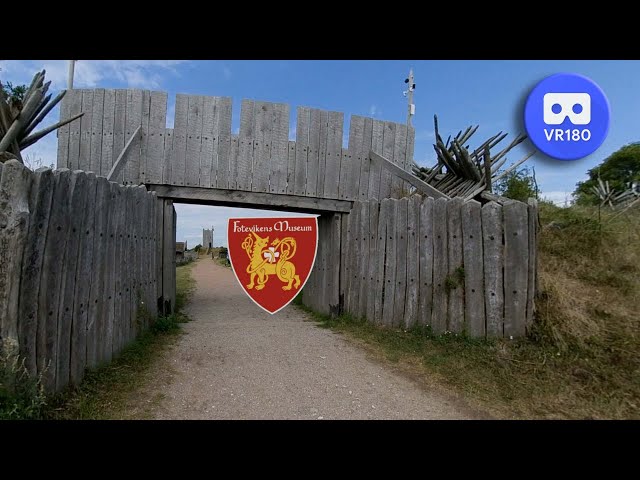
[574,143,640,205]
[1,81,27,104]
[193,244,202,252]
[494,166,539,202]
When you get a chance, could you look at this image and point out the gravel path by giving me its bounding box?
[146,259,482,420]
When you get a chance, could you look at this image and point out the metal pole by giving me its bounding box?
[67,60,76,89]
[406,68,415,127]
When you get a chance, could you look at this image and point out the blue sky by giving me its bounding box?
[2,60,639,247]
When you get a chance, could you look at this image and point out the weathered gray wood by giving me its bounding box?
[379,122,396,200]
[392,197,409,327]
[318,215,329,315]
[305,108,322,197]
[171,94,189,186]
[171,206,177,310]
[357,201,370,318]
[344,202,360,314]
[286,140,296,195]
[404,126,416,198]
[67,89,83,171]
[112,90,127,183]
[404,195,421,328]
[124,90,143,184]
[228,135,239,190]
[365,199,379,322]
[252,101,275,193]
[200,96,216,188]
[185,95,204,187]
[462,199,485,337]
[162,199,175,315]
[370,151,448,200]
[316,111,329,197]
[17,168,53,374]
[446,197,464,333]
[391,123,408,198]
[526,198,538,331]
[347,116,365,201]
[367,120,384,200]
[70,172,97,386]
[294,106,310,196]
[113,184,126,354]
[162,128,174,184]
[328,213,341,316]
[339,213,349,312]
[138,186,148,333]
[148,184,352,213]
[431,197,449,334]
[149,192,158,320]
[503,201,529,337]
[237,99,256,192]
[357,117,373,201]
[0,161,31,358]
[139,91,151,183]
[146,91,167,184]
[106,125,141,181]
[123,186,134,345]
[101,182,119,363]
[100,89,115,177]
[79,90,94,172]
[382,199,398,326]
[56,170,87,391]
[56,91,71,168]
[154,192,163,317]
[37,169,71,389]
[86,176,110,369]
[339,148,352,200]
[418,197,434,327]
[482,201,504,337]
[373,199,389,324]
[89,89,104,174]
[215,97,233,190]
[324,111,343,199]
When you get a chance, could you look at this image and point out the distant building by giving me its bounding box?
[203,228,213,249]
[176,240,187,262]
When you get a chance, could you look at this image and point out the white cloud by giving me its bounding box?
[369,105,381,117]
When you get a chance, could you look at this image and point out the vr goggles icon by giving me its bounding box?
[543,93,591,125]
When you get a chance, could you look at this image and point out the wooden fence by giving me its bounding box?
[56,89,415,201]
[303,195,538,338]
[0,160,174,393]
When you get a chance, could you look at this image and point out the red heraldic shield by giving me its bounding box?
[227,217,318,314]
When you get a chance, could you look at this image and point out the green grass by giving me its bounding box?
[0,261,198,420]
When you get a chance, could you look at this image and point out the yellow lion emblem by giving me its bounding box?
[241,231,301,291]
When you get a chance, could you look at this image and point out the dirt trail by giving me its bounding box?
[141,259,483,420]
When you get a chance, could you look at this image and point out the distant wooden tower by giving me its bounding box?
[203,227,213,249]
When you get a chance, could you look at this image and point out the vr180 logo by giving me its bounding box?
[524,74,610,161]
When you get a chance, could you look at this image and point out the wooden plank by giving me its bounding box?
[392,198,409,327]
[373,199,389,324]
[80,90,94,171]
[56,91,71,168]
[357,117,373,201]
[338,144,353,201]
[200,96,216,188]
[162,200,175,315]
[431,197,449,334]
[328,213,341,316]
[482,202,504,337]
[148,184,353,213]
[357,202,370,318]
[526,198,538,331]
[113,184,126,354]
[162,128,173,184]
[286,140,296,195]
[369,152,448,200]
[339,213,349,313]
[146,91,167,184]
[347,116,365,201]
[267,103,289,195]
[252,101,274,193]
[404,195,420,328]
[215,97,232,190]
[153,192,162,317]
[0,161,31,359]
[17,168,53,375]
[294,106,310,196]
[171,206,177,310]
[124,90,143,185]
[67,89,83,171]
[319,215,329,314]
[503,201,529,337]
[418,197,435,327]
[70,172,97,385]
[100,89,115,177]
[382,199,398,326]
[138,186,148,333]
[123,186,134,346]
[228,135,239,190]
[462,199,485,337]
[56,171,88,391]
[316,110,329,196]
[344,202,360,314]
[446,197,464,333]
[148,192,158,320]
[106,125,141,181]
[367,120,385,200]
[237,99,255,192]
[171,94,189,186]
[89,89,104,174]
[404,125,416,199]
[185,95,204,187]
[139,91,151,183]
[112,90,127,183]
[391,123,408,198]
[379,122,396,200]
[101,182,119,362]
[323,111,343,199]
[305,108,322,197]
[365,199,379,322]
[86,176,110,369]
